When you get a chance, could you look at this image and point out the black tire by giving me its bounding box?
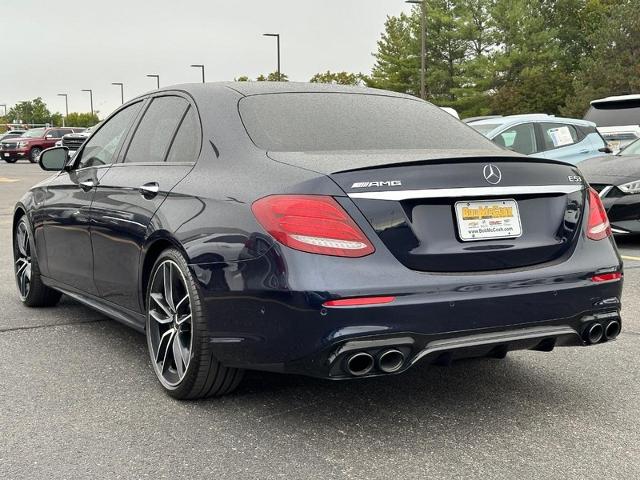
[146,248,244,399]
[4,157,17,163]
[13,216,62,307]
[29,147,42,163]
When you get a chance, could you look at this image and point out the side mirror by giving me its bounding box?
[598,146,613,154]
[45,134,54,139]
[39,146,69,171]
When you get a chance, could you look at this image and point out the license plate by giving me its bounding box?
[455,199,522,241]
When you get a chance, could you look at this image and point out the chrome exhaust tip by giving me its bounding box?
[345,352,374,376]
[605,320,621,340]
[584,323,604,345]
[377,349,405,373]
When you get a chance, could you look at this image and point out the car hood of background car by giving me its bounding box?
[266,148,538,174]
[579,154,640,185]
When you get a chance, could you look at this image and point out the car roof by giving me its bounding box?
[148,81,417,100]
[591,94,640,105]
[468,114,596,128]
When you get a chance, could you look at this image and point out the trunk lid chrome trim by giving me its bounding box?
[348,184,583,201]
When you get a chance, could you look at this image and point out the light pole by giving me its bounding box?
[406,0,426,100]
[0,104,6,116]
[263,33,281,80]
[57,94,69,127]
[190,64,205,83]
[81,89,94,116]
[147,74,160,89]
[112,82,124,104]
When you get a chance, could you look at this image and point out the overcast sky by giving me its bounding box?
[1,0,413,118]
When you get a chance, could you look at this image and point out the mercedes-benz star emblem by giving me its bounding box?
[483,164,502,185]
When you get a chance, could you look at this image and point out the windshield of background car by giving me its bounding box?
[22,128,45,138]
[585,100,640,127]
[238,93,496,152]
[468,123,502,136]
[621,139,640,155]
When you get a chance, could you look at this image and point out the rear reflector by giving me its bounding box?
[323,296,396,307]
[252,195,375,257]
[591,272,622,283]
[587,188,612,241]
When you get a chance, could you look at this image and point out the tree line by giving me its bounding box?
[368,0,640,118]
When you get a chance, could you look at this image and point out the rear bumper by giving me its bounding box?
[190,237,623,379]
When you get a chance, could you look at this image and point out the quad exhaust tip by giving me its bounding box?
[605,320,621,340]
[346,352,374,376]
[378,349,406,373]
[584,323,604,345]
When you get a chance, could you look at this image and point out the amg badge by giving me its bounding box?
[351,180,402,188]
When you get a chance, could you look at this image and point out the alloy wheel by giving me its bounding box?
[14,221,32,301]
[30,148,41,163]
[147,260,193,388]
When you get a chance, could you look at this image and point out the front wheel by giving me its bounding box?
[13,216,62,307]
[29,147,42,163]
[146,249,244,399]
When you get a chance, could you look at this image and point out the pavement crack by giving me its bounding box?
[0,318,109,333]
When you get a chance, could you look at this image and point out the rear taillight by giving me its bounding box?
[251,195,375,257]
[587,187,612,241]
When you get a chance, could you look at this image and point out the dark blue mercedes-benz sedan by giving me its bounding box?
[13,82,622,398]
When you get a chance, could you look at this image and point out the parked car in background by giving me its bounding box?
[467,114,609,164]
[0,127,82,163]
[56,124,96,156]
[585,94,640,152]
[0,129,27,142]
[580,137,640,234]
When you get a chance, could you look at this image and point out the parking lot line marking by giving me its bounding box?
[0,177,19,183]
[621,255,640,261]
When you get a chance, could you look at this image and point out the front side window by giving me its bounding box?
[621,138,640,156]
[495,123,537,155]
[540,123,578,151]
[124,96,189,163]
[76,102,142,169]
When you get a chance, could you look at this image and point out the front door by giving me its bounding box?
[42,101,144,294]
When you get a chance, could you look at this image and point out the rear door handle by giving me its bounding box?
[139,182,159,199]
[79,180,97,191]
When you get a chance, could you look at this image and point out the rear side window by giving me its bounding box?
[238,93,496,152]
[540,123,579,151]
[166,106,200,163]
[494,123,536,155]
[124,96,189,163]
[585,100,640,127]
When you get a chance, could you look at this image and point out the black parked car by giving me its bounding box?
[580,138,640,234]
[14,83,622,399]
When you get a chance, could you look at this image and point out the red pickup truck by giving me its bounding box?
[0,127,83,163]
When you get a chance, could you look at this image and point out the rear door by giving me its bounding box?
[90,94,201,313]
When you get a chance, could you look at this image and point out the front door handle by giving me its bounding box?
[139,182,159,199]
[79,180,97,191]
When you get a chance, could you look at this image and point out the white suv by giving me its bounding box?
[585,94,640,151]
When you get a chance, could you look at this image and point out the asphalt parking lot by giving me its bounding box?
[1,163,639,480]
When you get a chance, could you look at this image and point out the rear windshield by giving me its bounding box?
[238,93,496,152]
[468,123,501,136]
[585,100,640,127]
